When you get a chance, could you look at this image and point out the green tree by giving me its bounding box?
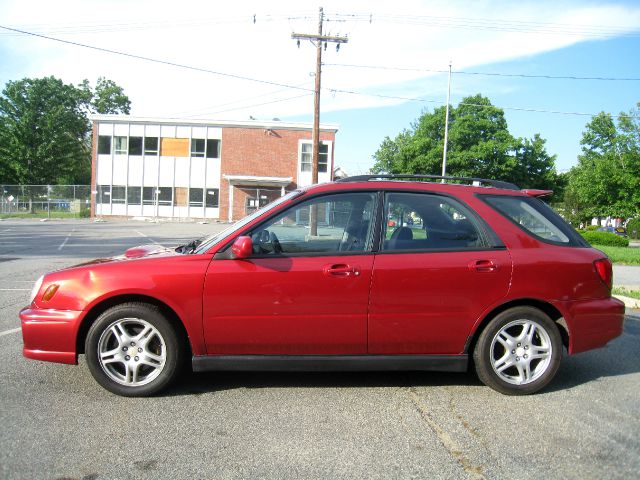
[566,105,640,219]
[372,94,559,191]
[0,76,130,188]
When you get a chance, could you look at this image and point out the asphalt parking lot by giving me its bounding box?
[1,218,639,480]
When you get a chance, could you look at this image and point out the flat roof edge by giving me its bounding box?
[89,115,339,132]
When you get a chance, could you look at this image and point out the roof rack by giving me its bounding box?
[336,174,520,190]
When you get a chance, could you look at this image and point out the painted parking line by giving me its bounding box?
[58,228,76,250]
[136,231,158,244]
[0,327,21,337]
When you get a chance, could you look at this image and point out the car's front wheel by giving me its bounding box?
[473,306,562,395]
[85,303,184,396]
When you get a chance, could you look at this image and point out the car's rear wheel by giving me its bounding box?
[473,306,562,395]
[85,303,184,396]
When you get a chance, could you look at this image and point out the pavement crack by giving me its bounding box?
[408,387,486,479]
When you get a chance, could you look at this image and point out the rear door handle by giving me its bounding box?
[323,264,360,277]
[469,260,499,273]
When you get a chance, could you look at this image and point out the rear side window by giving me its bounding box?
[482,195,587,246]
[382,192,490,251]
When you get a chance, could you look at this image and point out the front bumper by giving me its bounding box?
[20,307,84,365]
[560,296,625,354]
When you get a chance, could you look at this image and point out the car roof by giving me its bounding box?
[305,175,549,198]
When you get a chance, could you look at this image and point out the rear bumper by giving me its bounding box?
[559,297,625,354]
[20,307,84,365]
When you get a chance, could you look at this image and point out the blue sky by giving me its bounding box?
[0,0,639,177]
[311,33,640,174]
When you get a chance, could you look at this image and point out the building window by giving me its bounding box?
[98,136,111,154]
[114,136,127,155]
[129,137,143,156]
[143,187,156,205]
[300,143,312,172]
[127,186,141,205]
[205,189,219,208]
[189,188,204,207]
[157,187,173,205]
[300,142,329,173]
[206,139,220,159]
[191,139,206,157]
[144,137,159,155]
[319,143,329,173]
[142,187,173,206]
[111,186,126,204]
[97,185,111,203]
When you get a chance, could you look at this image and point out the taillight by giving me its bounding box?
[594,258,612,290]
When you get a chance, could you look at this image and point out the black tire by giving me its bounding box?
[473,306,562,395]
[85,302,185,397]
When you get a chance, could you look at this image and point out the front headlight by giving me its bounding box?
[29,275,44,304]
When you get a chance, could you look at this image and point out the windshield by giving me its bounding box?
[194,190,302,254]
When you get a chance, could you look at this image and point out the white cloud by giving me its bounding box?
[0,0,639,121]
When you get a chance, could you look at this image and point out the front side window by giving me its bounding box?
[248,192,375,255]
[383,192,488,251]
[482,195,584,245]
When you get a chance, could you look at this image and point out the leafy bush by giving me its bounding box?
[580,230,629,247]
[627,218,640,239]
[585,225,600,231]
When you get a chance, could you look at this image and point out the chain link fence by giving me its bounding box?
[1,185,91,217]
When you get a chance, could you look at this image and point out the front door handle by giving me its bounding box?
[323,264,360,277]
[469,260,499,273]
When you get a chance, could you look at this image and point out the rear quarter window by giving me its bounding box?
[481,195,588,246]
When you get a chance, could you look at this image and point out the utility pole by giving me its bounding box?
[292,7,348,186]
[292,7,348,235]
[441,61,452,182]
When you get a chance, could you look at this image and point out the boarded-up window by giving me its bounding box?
[160,138,189,157]
[174,187,188,207]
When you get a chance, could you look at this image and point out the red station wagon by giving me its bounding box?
[20,175,625,396]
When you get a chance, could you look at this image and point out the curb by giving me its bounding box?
[613,294,640,309]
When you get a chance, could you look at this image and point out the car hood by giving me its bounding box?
[69,244,178,268]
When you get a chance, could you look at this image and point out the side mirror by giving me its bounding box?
[231,236,253,259]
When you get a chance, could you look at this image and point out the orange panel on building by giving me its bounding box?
[161,138,189,157]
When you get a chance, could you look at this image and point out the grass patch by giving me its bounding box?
[612,287,640,300]
[593,245,640,265]
[0,211,86,219]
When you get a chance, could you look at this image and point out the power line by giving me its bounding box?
[0,24,316,93]
[324,63,640,82]
[1,24,637,120]
[328,12,640,38]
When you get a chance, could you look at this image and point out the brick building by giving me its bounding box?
[90,115,338,221]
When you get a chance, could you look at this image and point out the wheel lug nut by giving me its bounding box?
[125,355,131,361]
[138,348,142,353]
[516,357,520,361]
[525,345,529,350]
[512,350,516,354]
[134,356,139,361]
[130,342,135,347]
[517,343,521,347]
[122,347,127,351]
[524,354,528,359]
